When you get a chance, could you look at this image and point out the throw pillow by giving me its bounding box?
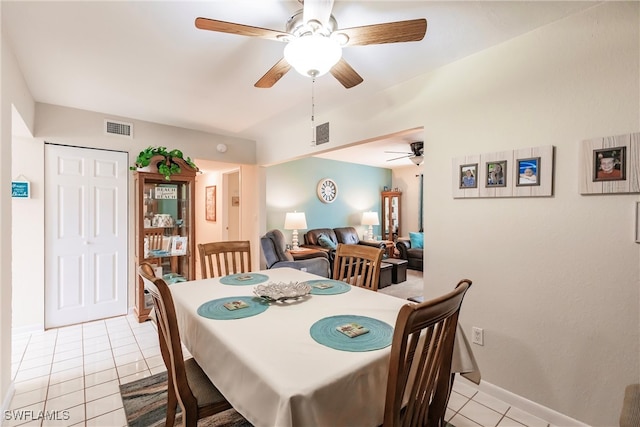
[317,233,337,250]
[409,232,424,249]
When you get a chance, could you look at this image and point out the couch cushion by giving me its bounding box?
[409,232,424,249]
[317,233,337,250]
[305,228,337,246]
[334,227,361,245]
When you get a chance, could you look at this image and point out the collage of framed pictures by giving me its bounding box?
[452,146,554,198]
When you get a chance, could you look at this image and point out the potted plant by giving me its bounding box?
[131,146,198,181]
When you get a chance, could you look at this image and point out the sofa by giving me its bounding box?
[396,237,423,271]
[260,229,330,277]
[302,227,386,267]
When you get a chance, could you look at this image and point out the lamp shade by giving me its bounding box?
[284,35,342,77]
[284,212,307,230]
[410,155,424,166]
[361,211,380,226]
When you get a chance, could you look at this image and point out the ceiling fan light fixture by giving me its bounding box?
[284,34,342,77]
[410,155,424,166]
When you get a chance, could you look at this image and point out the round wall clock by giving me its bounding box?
[317,178,338,203]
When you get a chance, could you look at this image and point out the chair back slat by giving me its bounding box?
[198,241,252,278]
[145,227,166,251]
[332,243,384,291]
[383,279,472,427]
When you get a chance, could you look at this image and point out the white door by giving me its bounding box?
[45,144,128,328]
[223,170,240,240]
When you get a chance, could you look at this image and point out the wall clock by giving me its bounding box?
[317,178,338,203]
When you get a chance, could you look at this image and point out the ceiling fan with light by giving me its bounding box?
[386,141,424,166]
[195,0,427,89]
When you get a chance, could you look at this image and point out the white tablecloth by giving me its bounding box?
[170,268,478,427]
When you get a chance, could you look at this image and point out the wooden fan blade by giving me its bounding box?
[336,18,427,47]
[303,0,334,28]
[195,17,290,42]
[255,58,291,88]
[330,58,363,89]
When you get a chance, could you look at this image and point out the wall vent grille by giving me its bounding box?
[316,122,330,145]
[104,119,133,138]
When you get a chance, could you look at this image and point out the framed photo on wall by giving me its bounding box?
[486,161,507,187]
[459,163,478,189]
[516,157,541,186]
[206,186,216,221]
[593,147,626,182]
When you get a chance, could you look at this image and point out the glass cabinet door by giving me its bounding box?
[142,180,192,283]
[381,191,402,242]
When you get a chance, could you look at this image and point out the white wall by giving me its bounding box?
[1,31,36,412]
[393,165,423,237]
[253,3,639,425]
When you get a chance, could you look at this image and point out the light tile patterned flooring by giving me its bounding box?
[6,280,554,427]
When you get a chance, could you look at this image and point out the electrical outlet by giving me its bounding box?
[472,327,484,346]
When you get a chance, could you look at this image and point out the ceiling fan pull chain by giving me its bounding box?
[311,76,316,146]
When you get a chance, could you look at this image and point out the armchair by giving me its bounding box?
[260,230,330,278]
[396,238,423,271]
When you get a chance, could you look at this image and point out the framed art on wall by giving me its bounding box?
[459,164,478,189]
[486,161,507,187]
[593,147,626,182]
[516,157,540,186]
[206,186,216,221]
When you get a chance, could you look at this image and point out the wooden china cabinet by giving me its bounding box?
[381,190,402,242]
[134,156,197,322]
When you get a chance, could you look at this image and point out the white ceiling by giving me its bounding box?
[2,1,599,167]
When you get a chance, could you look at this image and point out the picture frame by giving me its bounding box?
[516,157,541,187]
[206,185,216,222]
[459,163,478,189]
[486,161,507,187]
[593,146,626,182]
[171,236,188,256]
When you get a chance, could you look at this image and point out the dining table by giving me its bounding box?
[169,267,479,427]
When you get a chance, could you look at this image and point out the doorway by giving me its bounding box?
[223,170,240,240]
[44,144,128,328]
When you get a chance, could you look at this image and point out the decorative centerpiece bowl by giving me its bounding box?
[254,281,312,302]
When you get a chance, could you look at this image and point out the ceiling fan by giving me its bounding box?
[385,141,424,165]
[195,0,427,89]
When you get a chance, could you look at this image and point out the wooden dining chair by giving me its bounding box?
[198,240,252,278]
[145,227,166,252]
[383,279,473,427]
[332,243,384,291]
[137,263,233,427]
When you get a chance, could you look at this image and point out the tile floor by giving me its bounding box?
[6,294,554,427]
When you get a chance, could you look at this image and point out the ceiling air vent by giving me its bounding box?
[316,122,330,145]
[104,119,133,138]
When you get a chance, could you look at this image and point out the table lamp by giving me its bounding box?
[284,211,307,251]
[361,211,379,241]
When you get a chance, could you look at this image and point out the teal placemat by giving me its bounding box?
[197,296,269,320]
[219,273,269,286]
[304,279,351,295]
[310,315,393,352]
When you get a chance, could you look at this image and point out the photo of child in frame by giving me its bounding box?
[593,147,626,181]
[459,164,477,188]
[517,157,540,186]
[486,161,507,187]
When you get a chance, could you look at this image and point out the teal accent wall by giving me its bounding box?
[266,157,391,241]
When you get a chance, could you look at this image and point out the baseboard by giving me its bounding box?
[467,379,590,426]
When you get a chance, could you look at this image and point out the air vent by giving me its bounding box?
[316,122,330,145]
[104,119,133,138]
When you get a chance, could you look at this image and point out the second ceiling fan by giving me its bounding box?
[195,0,427,89]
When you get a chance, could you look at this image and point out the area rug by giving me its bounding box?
[121,370,455,427]
[119,371,252,427]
